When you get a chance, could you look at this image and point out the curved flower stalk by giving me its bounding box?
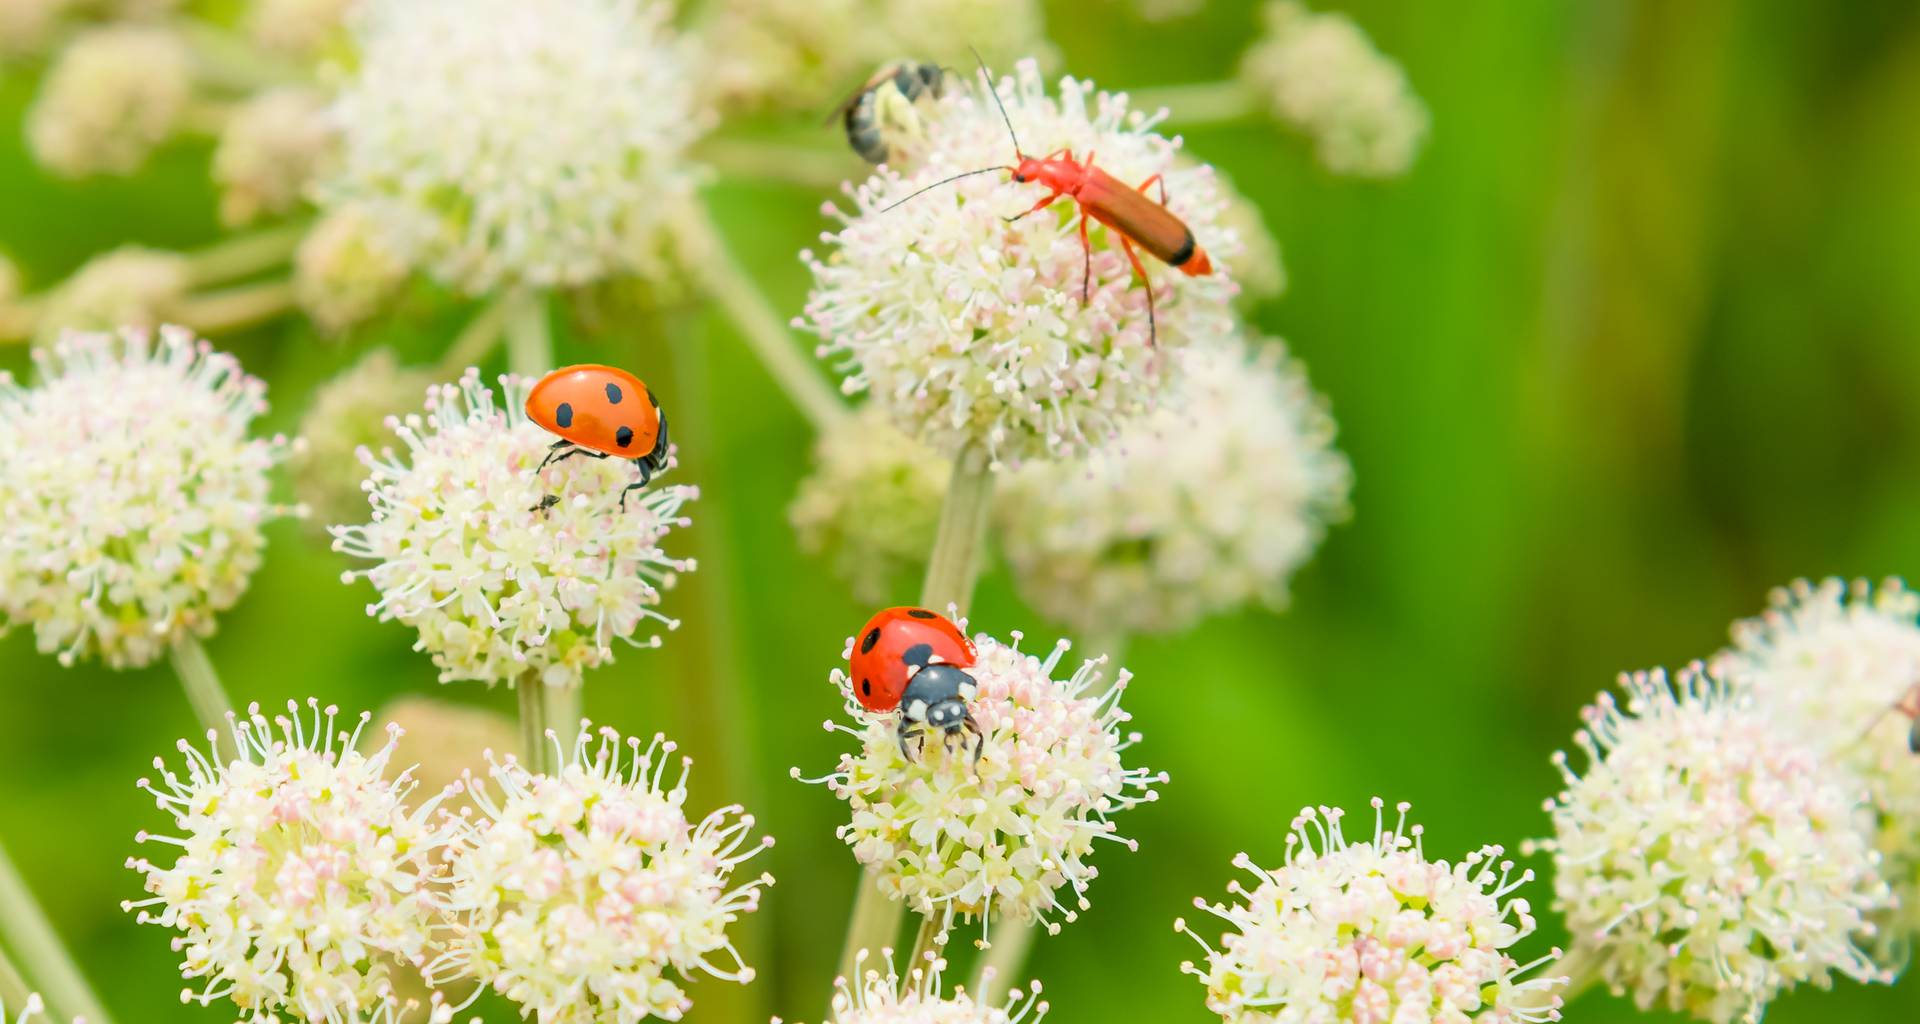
[431,726,774,1024]
[1534,666,1894,1023]
[1716,577,1920,954]
[790,404,950,604]
[325,0,707,295]
[0,326,296,669]
[800,627,1164,944]
[997,336,1349,638]
[332,369,695,688]
[1179,800,1565,1024]
[801,59,1242,467]
[1239,1,1429,178]
[125,700,460,1024]
[781,948,1047,1024]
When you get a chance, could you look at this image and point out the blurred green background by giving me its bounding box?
[4,1,1920,1022]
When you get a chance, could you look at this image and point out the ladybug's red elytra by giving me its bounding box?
[525,364,669,509]
[847,607,984,763]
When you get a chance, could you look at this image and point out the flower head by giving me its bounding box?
[294,205,413,335]
[1536,666,1893,1023]
[27,25,192,177]
[0,326,295,669]
[801,60,1241,465]
[997,338,1349,636]
[325,0,706,293]
[331,369,694,687]
[789,405,948,604]
[214,87,336,226]
[788,949,1047,1024]
[246,0,353,58]
[1716,577,1920,951]
[0,0,67,59]
[36,246,187,339]
[801,628,1163,941]
[433,726,773,1024]
[1240,1,1428,179]
[126,700,458,1024]
[1179,800,1564,1024]
[292,349,438,527]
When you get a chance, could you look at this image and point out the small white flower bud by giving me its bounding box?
[213,86,335,226]
[1240,1,1429,179]
[294,205,411,335]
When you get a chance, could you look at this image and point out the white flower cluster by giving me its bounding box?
[246,0,354,58]
[213,87,336,227]
[1240,1,1428,179]
[27,25,193,177]
[294,205,413,336]
[1537,667,1893,1023]
[698,0,1053,113]
[803,630,1163,940]
[431,727,774,1024]
[0,326,294,669]
[789,949,1047,1024]
[332,369,695,688]
[998,338,1349,636]
[326,0,707,293]
[789,405,949,604]
[801,60,1241,465]
[1179,800,1564,1024]
[126,701,458,1024]
[292,349,438,528]
[1716,577,1920,949]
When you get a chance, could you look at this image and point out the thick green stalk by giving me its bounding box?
[504,290,553,379]
[904,914,943,974]
[173,279,297,336]
[1129,80,1260,124]
[515,670,553,774]
[0,946,34,1016]
[181,223,307,287]
[0,841,113,1024]
[170,636,232,761]
[970,920,1035,1006]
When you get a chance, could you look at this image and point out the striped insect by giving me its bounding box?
[832,60,949,165]
[880,53,1215,346]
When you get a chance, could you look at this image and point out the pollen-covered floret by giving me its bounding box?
[1535,666,1894,1023]
[1240,1,1428,179]
[786,949,1048,1024]
[997,338,1348,636]
[0,326,295,669]
[432,726,773,1024]
[125,700,459,1024]
[801,628,1163,942]
[789,405,948,604]
[332,369,694,687]
[801,60,1242,466]
[1716,577,1920,952]
[325,0,706,293]
[1179,800,1564,1024]
[27,24,192,177]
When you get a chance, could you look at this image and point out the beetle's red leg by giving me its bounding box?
[1135,172,1169,205]
[1119,234,1157,347]
[1078,208,1093,306]
[1003,190,1065,223]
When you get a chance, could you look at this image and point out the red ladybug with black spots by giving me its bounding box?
[848,606,984,762]
[525,364,669,510]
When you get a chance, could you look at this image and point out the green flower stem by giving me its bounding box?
[834,443,996,997]
[177,21,311,93]
[170,635,233,762]
[438,296,514,374]
[516,670,553,775]
[0,945,34,1015]
[0,840,113,1024]
[173,279,297,336]
[971,921,1035,1005]
[904,913,944,974]
[678,203,846,431]
[181,222,307,287]
[504,289,553,379]
[1130,80,1261,125]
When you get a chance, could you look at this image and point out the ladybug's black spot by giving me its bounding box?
[605,383,623,404]
[901,642,934,668]
[615,425,635,449]
[906,608,938,619]
[861,679,872,696]
[860,628,881,654]
[555,402,574,429]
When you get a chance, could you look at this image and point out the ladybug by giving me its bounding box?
[525,364,670,510]
[846,607,983,763]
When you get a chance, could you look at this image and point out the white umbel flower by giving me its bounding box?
[326,0,706,294]
[789,405,948,604]
[0,0,69,59]
[801,60,1241,465]
[1178,800,1564,1024]
[294,205,413,335]
[1240,1,1428,179]
[786,949,1047,1024]
[997,338,1348,637]
[0,326,294,669]
[1536,666,1893,1023]
[27,25,192,177]
[1716,577,1920,951]
[36,246,187,338]
[126,700,459,1024]
[214,87,335,226]
[801,629,1163,940]
[331,369,694,687]
[432,726,773,1024]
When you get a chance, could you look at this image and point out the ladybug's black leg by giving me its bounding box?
[537,439,574,470]
[962,713,984,764]
[897,718,918,763]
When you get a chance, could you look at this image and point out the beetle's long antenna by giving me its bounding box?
[971,46,1022,159]
[875,166,1010,214]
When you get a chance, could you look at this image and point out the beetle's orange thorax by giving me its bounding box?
[1013,155,1088,195]
[525,364,661,458]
